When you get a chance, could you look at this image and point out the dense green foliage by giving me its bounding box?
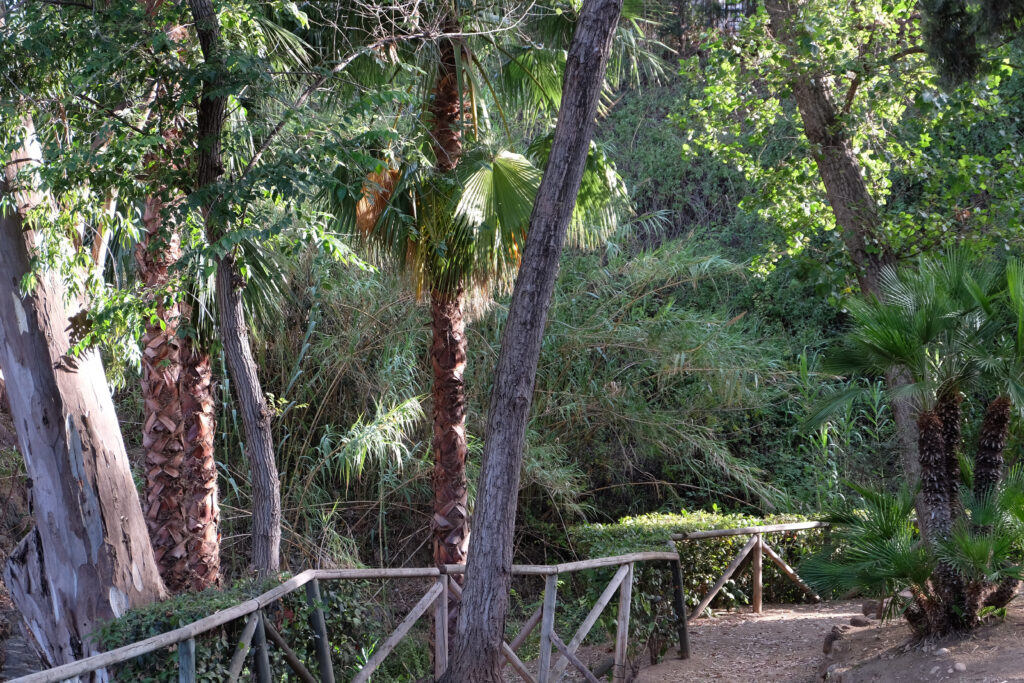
[95,578,430,681]
[3,0,1024,668]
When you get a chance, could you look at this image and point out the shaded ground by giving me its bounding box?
[820,596,1024,682]
[636,595,1024,682]
[636,601,864,682]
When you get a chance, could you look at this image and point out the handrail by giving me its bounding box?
[671,521,828,541]
[10,551,680,683]
[671,522,828,618]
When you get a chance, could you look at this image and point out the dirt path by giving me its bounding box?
[636,601,864,683]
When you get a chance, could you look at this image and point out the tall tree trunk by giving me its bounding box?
[440,0,622,678]
[0,118,167,668]
[429,17,463,173]
[187,0,281,574]
[136,195,192,592]
[427,15,470,650]
[763,0,924,524]
[180,337,220,590]
[430,287,469,646]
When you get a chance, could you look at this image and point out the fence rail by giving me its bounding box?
[671,521,828,619]
[9,552,684,683]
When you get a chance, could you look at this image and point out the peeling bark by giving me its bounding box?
[0,122,166,668]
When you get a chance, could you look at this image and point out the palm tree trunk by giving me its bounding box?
[918,410,960,633]
[430,288,470,645]
[936,391,963,517]
[428,14,468,652]
[974,395,1010,500]
[429,17,463,173]
[440,0,622,676]
[137,195,192,592]
[180,338,220,589]
[187,0,281,574]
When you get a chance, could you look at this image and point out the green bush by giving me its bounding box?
[93,578,430,682]
[571,509,825,663]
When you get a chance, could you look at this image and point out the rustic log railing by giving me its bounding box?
[670,521,828,620]
[8,551,684,683]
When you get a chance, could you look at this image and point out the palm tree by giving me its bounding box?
[326,0,644,640]
[816,253,1024,633]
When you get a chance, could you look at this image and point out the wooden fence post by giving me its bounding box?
[305,579,335,683]
[434,574,449,679]
[538,574,559,683]
[178,637,195,683]
[666,540,690,660]
[613,563,634,683]
[752,533,763,614]
[253,610,272,683]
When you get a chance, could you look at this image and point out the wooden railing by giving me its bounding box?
[9,551,685,683]
[671,521,829,619]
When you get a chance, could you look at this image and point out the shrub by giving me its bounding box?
[571,509,825,664]
[93,577,430,682]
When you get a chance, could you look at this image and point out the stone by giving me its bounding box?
[954,663,967,672]
[936,647,950,656]
[850,615,872,627]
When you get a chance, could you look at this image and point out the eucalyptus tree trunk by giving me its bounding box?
[0,119,167,669]
[187,0,281,574]
[439,0,622,678]
[763,0,922,517]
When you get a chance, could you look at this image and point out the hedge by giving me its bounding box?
[93,577,429,682]
[570,509,826,664]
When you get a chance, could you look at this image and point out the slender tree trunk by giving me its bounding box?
[426,14,470,649]
[216,254,281,571]
[440,0,622,678]
[0,119,166,668]
[763,0,925,524]
[187,0,280,574]
[430,287,469,646]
